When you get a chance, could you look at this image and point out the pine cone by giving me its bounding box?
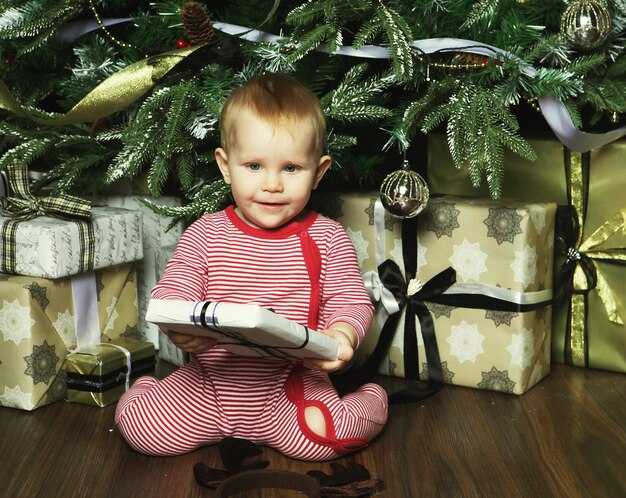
[181,1,214,46]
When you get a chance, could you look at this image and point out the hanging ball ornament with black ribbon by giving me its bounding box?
[560,0,612,50]
[380,159,430,219]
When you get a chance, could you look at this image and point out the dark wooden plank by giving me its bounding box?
[1,363,625,498]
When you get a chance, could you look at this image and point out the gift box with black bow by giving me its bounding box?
[428,136,626,373]
[313,192,556,395]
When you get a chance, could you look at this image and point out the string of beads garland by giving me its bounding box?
[87,0,136,50]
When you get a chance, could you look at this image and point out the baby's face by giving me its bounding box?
[217,110,330,230]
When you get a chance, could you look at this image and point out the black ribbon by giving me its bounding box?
[333,216,456,404]
[553,204,597,309]
[374,259,456,403]
[553,203,599,367]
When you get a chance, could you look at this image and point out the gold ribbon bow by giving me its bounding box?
[562,151,626,366]
[0,45,201,126]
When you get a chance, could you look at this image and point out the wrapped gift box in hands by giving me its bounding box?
[146,299,340,361]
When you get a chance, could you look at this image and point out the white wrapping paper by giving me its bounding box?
[0,206,143,279]
[146,299,339,361]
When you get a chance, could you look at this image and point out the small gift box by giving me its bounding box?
[96,195,184,348]
[65,337,156,407]
[0,263,140,410]
[428,135,626,373]
[146,299,340,361]
[313,192,556,394]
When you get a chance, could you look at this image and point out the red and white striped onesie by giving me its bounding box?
[115,206,388,461]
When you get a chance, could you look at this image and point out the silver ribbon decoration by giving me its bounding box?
[363,198,400,315]
[57,19,626,152]
[71,271,101,351]
[103,343,132,391]
[363,270,400,316]
[441,281,553,305]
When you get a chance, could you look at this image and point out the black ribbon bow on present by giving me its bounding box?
[553,204,598,308]
[340,259,456,404]
[333,213,457,404]
[378,260,456,384]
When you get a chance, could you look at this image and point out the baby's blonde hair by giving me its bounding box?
[219,72,326,156]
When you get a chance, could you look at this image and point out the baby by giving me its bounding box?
[115,72,388,461]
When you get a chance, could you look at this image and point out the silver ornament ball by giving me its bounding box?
[561,0,612,50]
[380,160,430,219]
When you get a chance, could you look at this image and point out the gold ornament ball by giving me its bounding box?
[561,0,612,50]
[380,160,430,219]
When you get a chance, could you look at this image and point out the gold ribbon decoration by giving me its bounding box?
[556,150,626,367]
[0,45,202,126]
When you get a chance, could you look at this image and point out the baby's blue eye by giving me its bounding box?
[284,164,298,173]
[248,163,261,171]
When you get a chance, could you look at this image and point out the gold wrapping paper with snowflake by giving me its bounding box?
[65,337,155,407]
[313,192,556,395]
[0,206,143,279]
[0,263,140,410]
[428,136,626,373]
[95,196,184,350]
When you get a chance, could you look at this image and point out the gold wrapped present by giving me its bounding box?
[65,337,155,407]
[428,135,626,373]
[313,192,556,395]
[0,263,140,410]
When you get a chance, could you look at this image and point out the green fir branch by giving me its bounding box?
[0,137,53,168]
[374,1,414,80]
[106,77,223,197]
[322,63,392,122]
[0,0,80,53]
[352,15,383,49]
[460,0,501,30]
[284,22,337,62]
[422,82,536,198]
[388,78,457,151]
[140,179,231,229]
[285,1,327,27]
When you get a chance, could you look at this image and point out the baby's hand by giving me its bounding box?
[303,325,357,374]
[160,327,218,353]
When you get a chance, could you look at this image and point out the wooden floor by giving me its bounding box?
[1,361,625,498]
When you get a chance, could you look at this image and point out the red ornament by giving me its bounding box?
[176,38,190,48]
